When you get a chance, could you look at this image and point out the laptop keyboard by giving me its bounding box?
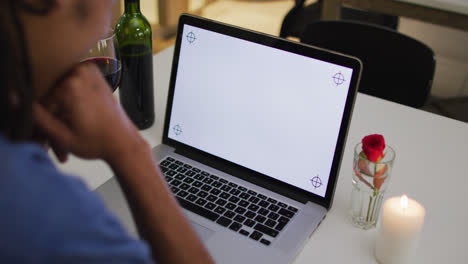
[159,156,299,246]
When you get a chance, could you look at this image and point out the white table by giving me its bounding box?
[57,47,468,263]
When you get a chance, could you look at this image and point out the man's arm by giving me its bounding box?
[107,137,213,264]
[33,63,214,264]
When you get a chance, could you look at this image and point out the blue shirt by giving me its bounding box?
[0,135,153,263]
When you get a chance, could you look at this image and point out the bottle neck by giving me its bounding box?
[124,0,140,14]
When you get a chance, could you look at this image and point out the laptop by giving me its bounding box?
[98,14,361,264]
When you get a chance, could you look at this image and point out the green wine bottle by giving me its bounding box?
[115,0,155,130]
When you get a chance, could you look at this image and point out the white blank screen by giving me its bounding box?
[168,25,353,197]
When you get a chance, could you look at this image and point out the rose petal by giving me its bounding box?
[373,164,388,190]
[353,167,373,189]
[358,159,372,176]
[362,134,386,162]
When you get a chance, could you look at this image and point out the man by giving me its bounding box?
[0,1,213,263]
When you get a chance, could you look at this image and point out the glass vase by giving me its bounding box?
[349,143,395,229]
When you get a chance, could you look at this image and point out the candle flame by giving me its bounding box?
[401,195,409,210]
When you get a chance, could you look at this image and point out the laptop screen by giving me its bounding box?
[167,24,354,198]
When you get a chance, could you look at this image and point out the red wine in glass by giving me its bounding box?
[82,57,121,92]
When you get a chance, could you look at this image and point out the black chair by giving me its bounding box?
[300,20,436,108]
[280,0,399,39]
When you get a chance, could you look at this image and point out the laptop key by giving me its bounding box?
[258,208,269,216]
[239,229,250,236]
[196,198,207,206]
[247,190,257,196]
[229,222,242,232]
[169,164,179,170]
[220,192,230,200]
[207,195,217,202]
[194,174,205,181]
[216,216,232,227]
[239,193,250,199]
[175,197,219,222]
[183,164,192,169]
[234,214,246,223]
[215,199,227,206]
[238,186,247,192]
[276,217,290,231]
[161,167,169,173]
[160,160,171,167]
[228,196,240,203]
[248,197,260,204]
[278,208,295,218]
[247,204,259,212]
[219,178,228,184]
[180,183,190,190]
[166,170,177,176]
[257,194,267,200]
[193,181,203,188]
[171,179,182,187]
[238,200,249,208]
[288,206,298,213]
[267,212,280,220]
[177,190,189,198]
[235,207,247,215]
[192,168,201,173]
[202,178,214,184]
[201,184,212,191]
[277,202,288,208]
[212,181,222,188]
[254,223,279,238]
[260,239,271,246]
[185,170,196,177]
[245,211,256,219]
[254,215,266,224]
[249,231,263,241]
[224,210,235,219]
[210,189,221,195]
[244,219,255,227]
[205,202,216,210]
[215,207,226,215]
[209,175,219,180]
[258,200,270,208]
[279,216,290,223]
[187,194,197,202]
[165,176,173,182]
[171,187,179,194]
[175,174,185,180]
[177,167,188,173]
[268,204,280,212]
[188,187,199,194]
[265,219,276,228]
[226,203,236,210]
[183,178,194,184]
[228,182,238,188]
[275,222,287,232]
[175,161,183,166]
[197,191,208,198]
[220,185,231,192]
[201,171,210,176]
[229,189,241,196]
[166,157,175,162]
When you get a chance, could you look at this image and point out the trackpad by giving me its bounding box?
[190,221,215,242]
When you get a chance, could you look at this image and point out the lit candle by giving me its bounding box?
[375,195,426,264]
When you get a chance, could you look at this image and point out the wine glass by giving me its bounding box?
[81,30,121,92]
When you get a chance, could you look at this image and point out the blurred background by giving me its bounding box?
[113,0,468,116]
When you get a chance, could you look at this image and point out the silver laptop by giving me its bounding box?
[98,14,361,264]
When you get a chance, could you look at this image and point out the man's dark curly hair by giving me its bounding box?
[0,0,54,141]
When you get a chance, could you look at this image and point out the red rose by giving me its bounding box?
[362,134,386,162]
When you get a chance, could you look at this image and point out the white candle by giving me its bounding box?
[375,195,426,264]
